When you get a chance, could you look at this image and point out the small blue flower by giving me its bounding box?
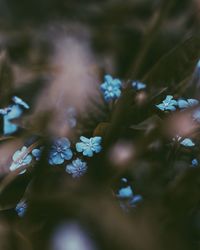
[66,158,88,178]
[12,96,30,109]
[177,98,199,109]
[76,136,102,157]
[132,81,146,90]
[66,107,77,128]
[15,200,27,217]
[117,185,142,211]
[49,138,73,165]
[156,95,177,111]
[32,148,43,161]
[100,74,122,102]
[191,158,198,167]
[10,146,32,174]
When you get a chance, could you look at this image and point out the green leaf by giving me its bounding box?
[143,36,200,90]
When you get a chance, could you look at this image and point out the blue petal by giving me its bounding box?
[187,99,199,106]
[80,136,90,143]
[117,186,133,199]
[12,96,30,109]
[165,95,173,102]
[83,148,93,157]
[180,138,195,147]
[76,142,86,152]
[177,99,188,109]
[51,154,64,165]
[156,104,165,111]
[24,155,32,165]
[62,149,73,160]
[166,105,176,111]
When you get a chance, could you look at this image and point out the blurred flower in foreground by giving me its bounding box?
[100,74,121,102]
[132,81,146,90]
[76,136,102,157]
[51,222,97,250]
[191,158,198,167]
[15,200,27,217]
[156,95,177,111]
[109,142,134,167]
[49,138,73,165]
[32,147,43,161]
[10,146,32,174]
[66,158,87,178]
[177,98,199,109]
[66,107,77,128]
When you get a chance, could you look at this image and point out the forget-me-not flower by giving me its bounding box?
[49,138,73,165]
[156,95,177,111]
[66,158,88,178]
[76,136,102,157]
[15,200,27,217]
[10,146,32,174]
[100,74,122,102]
[117,184,142,211]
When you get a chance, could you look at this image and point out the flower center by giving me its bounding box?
[57,146,62,152]
[107,85,113,92]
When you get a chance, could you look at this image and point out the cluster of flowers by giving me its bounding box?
[11,71,200,216]
[10,136,102,177]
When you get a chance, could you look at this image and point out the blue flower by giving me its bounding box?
[76,136,102,157]
[15,200,27,217]
[66,158,87,178]
[32,148,43,161]
[191,158,198,167]
[156,95,177,111]
[10,146,32,174]
[117,184,142,211]
[49,138,73,165]
[132,81,146,90]
[66,107,77,128]
[177,98,199,109]
[100,75,122,102]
